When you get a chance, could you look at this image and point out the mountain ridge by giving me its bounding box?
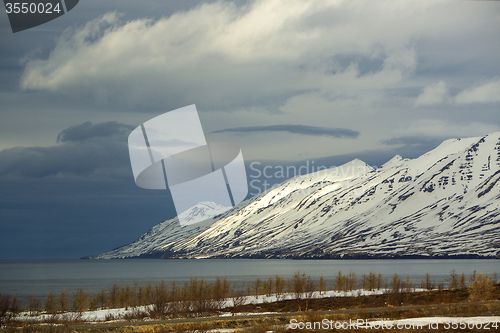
[86,132,500,259]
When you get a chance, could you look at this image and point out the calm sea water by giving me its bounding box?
[0,259,498,304]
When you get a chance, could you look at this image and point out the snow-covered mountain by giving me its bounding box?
[91,132,500,259]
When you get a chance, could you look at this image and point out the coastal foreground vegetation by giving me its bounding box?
[0,270,499,332]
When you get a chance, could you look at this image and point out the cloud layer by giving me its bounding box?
[19,0,440,109]
[17,0,499,161]
[56,121,135,143]
[0,122,132,179]
[211,124,359,138]
[381,136,443,147]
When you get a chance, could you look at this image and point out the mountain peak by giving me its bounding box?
[380,155,407,169]
[349,158,371,167]
[178,202,230,226]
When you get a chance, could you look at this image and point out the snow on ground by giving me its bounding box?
[16,305,150,322]
[10,288,499,333]
[14,288,422,323]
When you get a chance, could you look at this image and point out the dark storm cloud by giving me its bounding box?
[211,125,360,138]
[0,121,132,178]
[0,120,175,259]
[56,121,134,143]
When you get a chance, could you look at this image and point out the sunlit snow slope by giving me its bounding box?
[91,132,500,259]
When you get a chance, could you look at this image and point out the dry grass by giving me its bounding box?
[2,282,498,333]
[4,300,498,333]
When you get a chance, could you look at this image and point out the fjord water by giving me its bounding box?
[1,259,498,303]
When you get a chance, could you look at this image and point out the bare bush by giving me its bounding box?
[143,282,152,306]
[44,291,57,314]
[346,270,356,291]
[304,275,316,311]
[389,273,401,294]
[290,271,316,311]
[402,274,413,292]
[459,272,467,289]
[420,271,435,291]
[447,269,460,290]
[252,277,262,298]
[193,277,216,316]
[150,280,169,318]
[27,293,41,316]
[0,293,20,326]
[361,271,381,291]
[318,275,327,295]
[334,270,357,293]
[95,287,107,309]
[169,279,181,317]
[213,277,231,312]
[231,290,247,315]
[72,287,90,313]
[58,288,69,313]
[492,272,499,284]
[274,275,286,301]
[468,272,494,302]
[119,285,135,309]
[263,277,274,297]
[123,307,149,321]
[108,282,119,309]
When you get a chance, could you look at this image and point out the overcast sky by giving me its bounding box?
[1,0,499,259]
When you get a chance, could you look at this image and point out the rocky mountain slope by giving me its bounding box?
[90,132,500,259]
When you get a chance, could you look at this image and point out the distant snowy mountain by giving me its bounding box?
[88,202,230,259]
[90,132,500,259]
